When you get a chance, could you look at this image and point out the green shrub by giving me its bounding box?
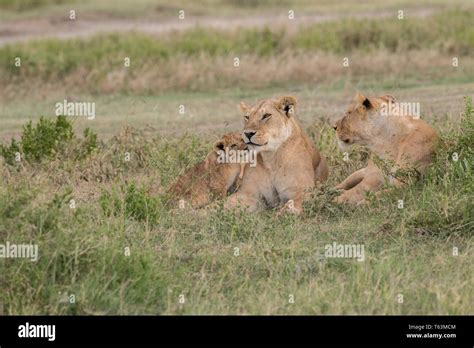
[21,116,74,162]
[124,183,160,223]
[100,182,161,224]
[0,116,97,165]
[0,137,21,165]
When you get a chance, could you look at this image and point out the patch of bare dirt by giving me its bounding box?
[0,8,437,47]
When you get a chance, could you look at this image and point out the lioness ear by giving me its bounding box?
[362,98,372,109]
[277,95,297,117]
[239,101,250,113]
[355,93,372,109]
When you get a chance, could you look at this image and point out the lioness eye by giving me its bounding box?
[244,114,249,121]
[262,113,272,120]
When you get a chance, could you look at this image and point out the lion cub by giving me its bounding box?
[167,132,248,209]
[225,96,329,214]
[333,93,439,204]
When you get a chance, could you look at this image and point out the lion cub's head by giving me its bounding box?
[206,132,248,168]
[240,96,297,153]
[334,93,396,149]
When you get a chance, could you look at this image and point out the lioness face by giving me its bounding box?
[240,96,297,153]
[334,93,395,150]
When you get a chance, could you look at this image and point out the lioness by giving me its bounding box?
[167,132,248,209]
[333,93,439,204]
[225,96,329,214]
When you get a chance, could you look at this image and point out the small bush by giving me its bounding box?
[0,116,97,165]
[21,116,74,162]
[0,138,21,165]
[100,182,161,224]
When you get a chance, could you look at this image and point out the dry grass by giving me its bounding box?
[3,49,473,102]
[2,8,474,100]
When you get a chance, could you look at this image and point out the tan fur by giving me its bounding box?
[333,93,439,204]
[168,132,248,209]
[225,96,329,214]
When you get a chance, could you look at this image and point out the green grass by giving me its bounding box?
[0,98,472,315]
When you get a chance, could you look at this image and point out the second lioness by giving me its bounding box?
[333,93,439,204]
[225,96,329,214]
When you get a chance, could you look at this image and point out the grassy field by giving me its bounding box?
[0,0,473,315]
[0,98,472,314]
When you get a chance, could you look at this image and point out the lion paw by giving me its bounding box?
[276,199,301,216]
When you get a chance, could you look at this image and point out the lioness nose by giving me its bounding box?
[244,131,256,140]
[333,125,337,130]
